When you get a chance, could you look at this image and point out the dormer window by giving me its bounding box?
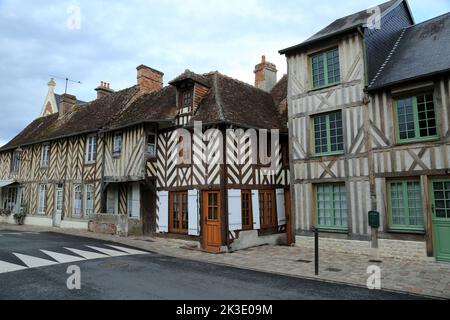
[180,89,193,115]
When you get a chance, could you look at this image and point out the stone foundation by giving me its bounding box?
[295,235,433,261]
[230,230,287,251]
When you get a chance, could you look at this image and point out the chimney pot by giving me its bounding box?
[137,64,164,93]
[95,81,114,99]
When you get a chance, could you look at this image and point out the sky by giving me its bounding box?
[0,0,449,147]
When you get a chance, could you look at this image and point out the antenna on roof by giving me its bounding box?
[49,75,82,94]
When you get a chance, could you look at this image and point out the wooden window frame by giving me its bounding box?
[85,135,97,164]
[179,89,193,116]
[310,47,340,90]
[113,132,123,156]
[387,180,425,232]
[394,93,439,144]
[259,190,277,230]
[40,143,50,168]
[241,190,253,230]
[311,111,344,157]
[84,184,94,216]
[315,183,348,231]
[169,191,189,234]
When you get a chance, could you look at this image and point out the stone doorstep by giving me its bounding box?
[0,224,448,299]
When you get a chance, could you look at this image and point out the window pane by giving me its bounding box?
[417,94,437,137]
[326,48,340,84]
[396,98,416,140]
[316,184,347,228]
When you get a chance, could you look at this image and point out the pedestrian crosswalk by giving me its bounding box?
[0,245,149,275]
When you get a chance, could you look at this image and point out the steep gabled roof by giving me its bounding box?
[279,0,411,55]
[368,12,450,90]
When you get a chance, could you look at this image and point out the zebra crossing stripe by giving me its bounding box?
[105,245,148,255]
[40,250,86,263]
[13,253,58,268]
[64,248,109,260]
[0,260,27,274]
[85,246,129,257]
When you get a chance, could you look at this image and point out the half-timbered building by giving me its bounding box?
[280,0,450,262]
[0,59,290,253]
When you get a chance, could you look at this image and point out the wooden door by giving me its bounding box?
[53,184,63,227]
[431,180,450,262]
[285,190,294,245]
[202,191,222,253]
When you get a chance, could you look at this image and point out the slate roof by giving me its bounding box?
[369,12,450,90]
[1,70,287,151]
[279,0,405,54]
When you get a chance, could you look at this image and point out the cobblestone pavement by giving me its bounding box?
[2,224,449,299]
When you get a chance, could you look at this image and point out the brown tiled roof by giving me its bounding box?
[169,69,211,87]
[0,86,139,151]
[190,72,285,130]
[270,74,288,132]
[1,69,288,151]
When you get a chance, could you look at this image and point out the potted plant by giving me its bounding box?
[13,203,27,225]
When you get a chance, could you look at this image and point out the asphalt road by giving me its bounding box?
[0,230,426,300]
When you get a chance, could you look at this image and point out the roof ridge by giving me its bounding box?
[369,27,407,87]
[404,11,450,29]
[215,71,273,96]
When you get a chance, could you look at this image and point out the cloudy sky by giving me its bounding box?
[1,0,449,146]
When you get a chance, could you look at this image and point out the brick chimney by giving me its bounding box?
[59,93,77,119]
[95,81,114,99]
[137,65,164,93]
[254,55,278,92]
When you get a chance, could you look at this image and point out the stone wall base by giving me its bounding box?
[295,235,435,262]
[230,231,287,252]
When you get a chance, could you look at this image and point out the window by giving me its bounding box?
[180,89,193,115]
[113,132,122,156]
[84,184,94,216]
[432,181,450,219]
[55,184,64,212]
[147,133,156,157]
[388,180,424,230]
[11,151,20,173]
[127,183,140,219]
[73,185,82,217]
[313,111,344,156]
[395,94,438,143]
[85,135,97,163]
[316,183,347,230]
[2,187,18,211]
[169,191,188,233]
[207,192,219,220]
[241,191,253,230]
[311,48,340,89]
[38,184,48,215]
[259,190,277,229]
[40,143,50,168]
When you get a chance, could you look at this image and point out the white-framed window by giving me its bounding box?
[55,183,64,212]
[2,187,18,211]
[147,133,157,157]
[84,184,94,216]
[85,135,97,164]
[113,132,122,156]
[40,143,50,168]
[38,184,48,215]
[11,151,20,173]
[73,184,82,217]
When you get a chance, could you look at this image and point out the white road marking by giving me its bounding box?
[64,247,109,260]
[13,253,58,268]
[0,260,27,274]
[40,250,86,264]
[85,246,130,257]
[105,245,148,255]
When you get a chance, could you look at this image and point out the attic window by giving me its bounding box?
[180,89,193,115]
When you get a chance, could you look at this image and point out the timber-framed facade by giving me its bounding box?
[281,0,450,262]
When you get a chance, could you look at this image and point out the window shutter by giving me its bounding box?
[188,190,200,236]
[158,191,169,233]
[252,190,261,230]
[132,183,140,219]
[276,189,286,226]
[228,189,242,231]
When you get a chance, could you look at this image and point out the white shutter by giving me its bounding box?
[158,191,169,233]
[188,190,200,236]
[132,183,140,219]
[228,189,242,231]
[276,189,286,226]
[252,190,261,230]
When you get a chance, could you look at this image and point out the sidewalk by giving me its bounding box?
[2,224,449,299]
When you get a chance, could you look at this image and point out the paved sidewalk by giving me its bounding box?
[2,224,449,299]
